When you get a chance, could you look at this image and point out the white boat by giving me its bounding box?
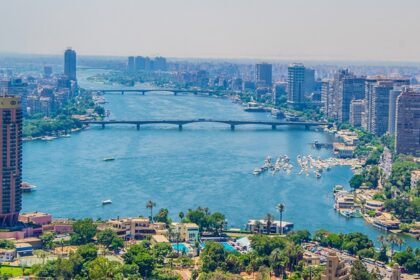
[102,199,112,205]
[21,182,37,192]
[253,168,263,175]
[41,136,57,141]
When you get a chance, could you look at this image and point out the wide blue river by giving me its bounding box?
[23,70,418,248]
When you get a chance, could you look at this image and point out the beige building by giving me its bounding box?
[321,252,350,280]
[103,217,155,240]
[303,252,321,266]
[171,223,199,242]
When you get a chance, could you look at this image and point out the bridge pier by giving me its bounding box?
[101,123,105,129]
[121,91,124,95]
[178,124,183,131]
[136,124,140,130]
[305,125,310,130]
[230,124,235,131]
[272,125,276,130]
[141,92,145,95]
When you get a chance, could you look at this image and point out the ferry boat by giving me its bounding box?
[21,182,37,192]
[102,199,112,205]
[103,157,115,162]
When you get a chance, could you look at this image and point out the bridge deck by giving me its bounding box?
[82,119,328,126]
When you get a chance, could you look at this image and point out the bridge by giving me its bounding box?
[81,119,329,131]
[90,88,216,96]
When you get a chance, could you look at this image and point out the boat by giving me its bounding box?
[102,199,112,205]
[315,172,321,179]
[61,134,71,138]
[253,168,263,176]
[103,157,115,162]
[333,185,344,193]
[21,182,37,192]
[41,136,57,141]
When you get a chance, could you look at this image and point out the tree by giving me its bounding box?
[87,257,122,280]
[178,211,185,221]
[153,242,173,264]
[146,200,156,223]
[350,260,379,280]
[154,208,170,224]
[71,218,97,245]
[123,242,155,278]
[0,239,15,249]
[76,243,98,263]
[200,241,226,272]
[350,174,364,189]
[40,232,56,250]
[270,248,288,277]
[264,213,273,235]
[276,203,285,235]
[287,230,311,244]
[96,229,124,251]
[393,248,420,274]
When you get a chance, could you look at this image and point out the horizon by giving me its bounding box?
[1,0,420,63]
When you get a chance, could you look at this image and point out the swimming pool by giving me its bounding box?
[222,242,236,252]
[172,243,189,252]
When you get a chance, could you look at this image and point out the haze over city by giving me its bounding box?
[1,0,420,62]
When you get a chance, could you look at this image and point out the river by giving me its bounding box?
[22,69,419,248]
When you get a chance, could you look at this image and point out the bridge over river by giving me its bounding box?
[81,119,329,131]
[91,88,216,95]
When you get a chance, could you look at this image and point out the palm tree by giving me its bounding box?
[395,236,404,252]
[387,234,398,255]
[254,220,262,234]
[146,200,156,223]
[179,211,184,222]
[265,213,273,235]
[377,235,386,247]
[276,203,285,235]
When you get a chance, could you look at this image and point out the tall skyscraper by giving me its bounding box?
[321,79,333,117]
[337,75,365,123]
[304,68,315,95]
[135,56,146,71]
[255,63,272,87]
[287,63,305,106]
[349,99,365,127]
[0,96,22,226]
[370,81,393,136]
[388,87,402,135]
[64,48,77,81]
[365,77,410,132]
[127,56,135,73]
[395,88,420,156]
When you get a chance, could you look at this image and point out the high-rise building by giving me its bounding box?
[321,79,333,117]
[0,96,22,227]
[395,88,420,156]
[304,68,315,95]
[127,56,135,73]
[154,57,167,71]
[255,63,272,87]
[287,63,305,106]
[349,99,365,127]
[64,48,77,81]
[43,66,52,78]
[370,81,394,136]
[388,87,403,135]
[364,77,410,131]
[135,56,146,71]
[337,75,365,123]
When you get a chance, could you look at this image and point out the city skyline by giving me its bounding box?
[1,0,420,62]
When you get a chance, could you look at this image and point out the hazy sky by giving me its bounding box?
[1,0,420,62]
